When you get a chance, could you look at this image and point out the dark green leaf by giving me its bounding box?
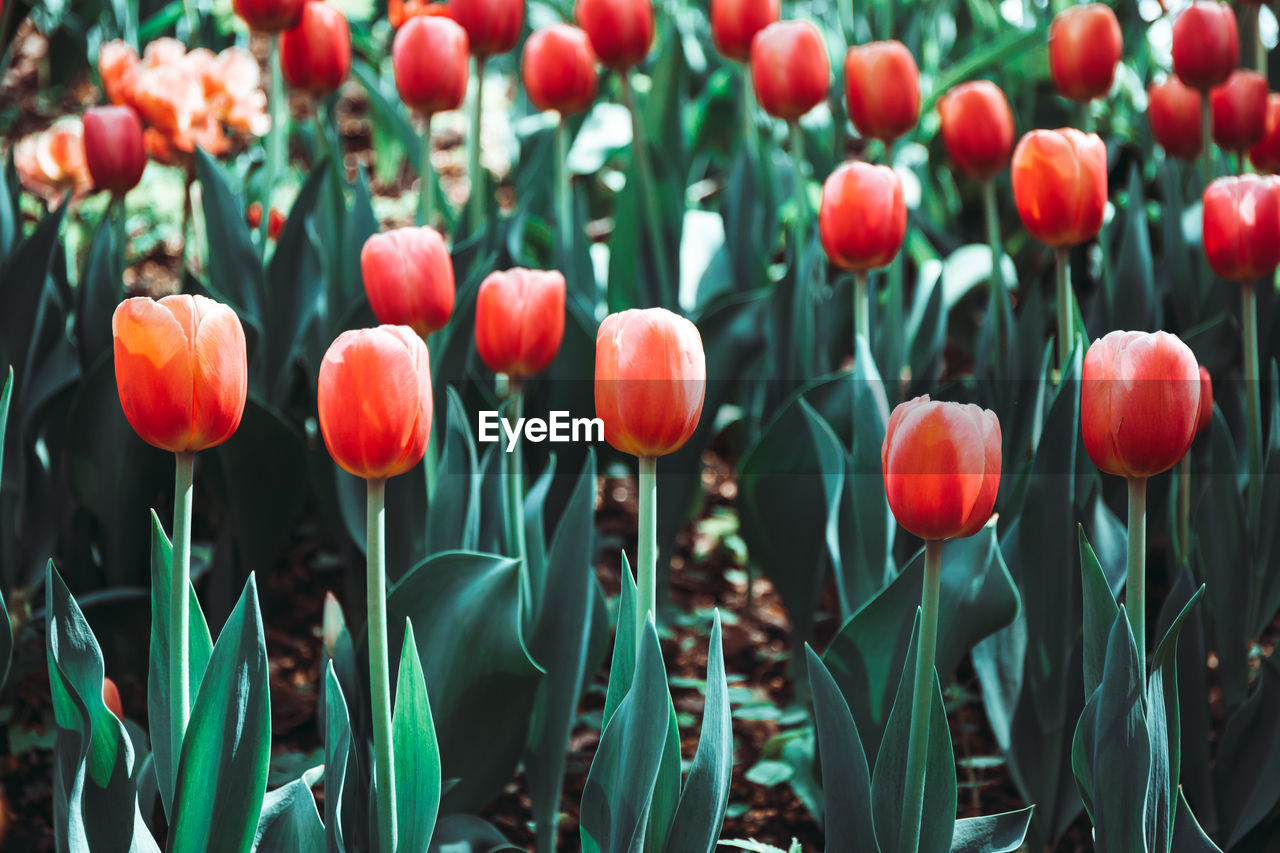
[1079,525,1119,700]
[425,388,482,555]
[1089,608,1149,853]
[804,645,876,851]
[948,807,1034,853]
[392,619,441,853]
[1212,655,1280,847]
[323,662,350,853]
[253,766,324,853]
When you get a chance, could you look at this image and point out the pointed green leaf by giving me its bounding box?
[425,388,482,555]
[1079,525,1119,700]
[393,619,441,853]
[1212,655,1280,847]
[323,661,351,853]
[253,766,324,853]
[1090,608,1149,853]
[603,552,639,727]
[1171,788,1222,853]
[949,807,1034,852]
[803,645,876,851]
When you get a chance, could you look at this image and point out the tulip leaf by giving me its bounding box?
[803,645,876,851]
[193,148,265,340]
[1078,525,1119,700]
[322,662,351,853]
[169,574,271,853]
[604,552,639,727]
[426,814,522,852]
[425,387,482,556]
[798,399,852,614]
[1171,788,1222,853]
[391,619,441,853]
[76,212,120,369]
[949,807,1034,853]
[1211,654,1280,847]
[0,197,67,381]
[0,366,10,692]
[253,766,324,853]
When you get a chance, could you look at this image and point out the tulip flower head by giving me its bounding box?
[1011,128,1107,248]
[594,308,706,458]
[1211,70,1268,154]
[394,15,470,115]
[574,0,654,71]
[113,295,248,454]
[1196,365,1213,437]
[82,105,146,196]
[361,227,456,338]
[1202,174,1280,282]
[818,161,906,272]
[521,24,599,116]
[389,0,450,27]
[937,80,1015,181]
[1081,330,1201,479]
[749,20,830,122]
[233,0,306,32]
[318,326,433,480]
[1171,1,1239,91]
[1249,94,1280,173]
[1048,3,1122,103]
[1148,77,1204,162]
[103,677,124,721]
[881,396,1002,541]
[281,2,352,97]
[14,118,92,207]
[843,40,921,143]
[475,268,566,379]
[710,0,780,63]
[450,0,524,57]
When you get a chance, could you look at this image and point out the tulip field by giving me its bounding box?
[6,0,1280,849]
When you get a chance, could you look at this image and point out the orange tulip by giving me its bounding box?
[394,15,470,115]
[112,295,248,453]
[1048,3,1122,103]
[594,308,706,458]
[281,1,351,97]
[360,227,456,337]
[710,0,779,63]
[14,118,92,206]
[1148,77,1203,162]
[99,40,141,107]
[1196,365,1213,436]
[1172,1,1238,91]
[843,40,920,143]
[1249,93,1280,173]
[575,0,653,71]
[936,80,1015,181]
[1202,174,1280,282]
[881,396,1002,541]
[1011,128,1107,248]
[818,161,906,272]
[1211,69,1268,153]
[522,24,599,116]
[318,326,433,480]
[475,269,566,378]
[750,21,830,122]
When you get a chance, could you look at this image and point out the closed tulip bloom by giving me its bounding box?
[280,2,351,97]
[575,0,653,70]
[1082,330,1201,479]
[82,105,146,195]
[1148,77,1204,161]
[818,161,906,271]
[113,295,248,453]
[361,227,456,337]
[475,268,566,378]
[1011,128,1107,248]
[318,326,433,480]
[844,41,920,142]
[881,396,1002,541]
[1249,94,1280,172]
[102,677,124,721]
[394,15,469,114]
[1202,174,1280,281]
[750,21,830,121]
[1049,4,1122,102]
[594,308,706,458]
[1172,1,1238,91]
[1197,365,1213,436]
[233,0,306,31]
[522,24,599,115]
[710,0,779,62]
[1211,70,1268,153]
[937,80,1015,181]
[450,0,523,57]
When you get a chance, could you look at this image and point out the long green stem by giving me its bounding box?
[468,56,487,228]
[556,114,573,269]
[366,478,397,853]
[1178,455,1191,564]
[507,382,530,610]
[1201,92,1214,189]
[636,456,658,652]
[1127,477,1147,666]
[982,179,1003,363]
[1055,247,1072,373]
[854,271,869,346]
[419,113,435,227]
[113,195,128,269]
[790,121,807,259]
[741,64,758,165]
[170,451,194,768]
[621,73,674,308]
[261,35,285,256]
[1243,281,1262,510]
[902,539,943,851]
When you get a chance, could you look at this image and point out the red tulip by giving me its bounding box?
[475,268,566,378]
[936,81,1015,181]
[1249,94,1280,172]
[750,21,830,122]
[1148,77,1204,161]
[818,161,906,272]
[1202,174,1280,281]
[82,106,146,195]
[1082,330,1200,479]
[280,2,351,97]
[233,0,306,31]
[843,41,920,142]
[102,677,124,721]
[1172,1,1238,91]
[361,227,456,337]
[1011,128,1107,248]
[247,202,286,240]
[318,326,433,480]
[521,24,599,116]
[881,396,1002,541]
[1211,70,1268,153]
[1048,3,1122,103]
[710,0,779,63]
[594,308,706,458]
[450,0,523,57]
[394,15,470,114]
[574,0,653,71]
[1197,365,1213,436]
[112,295,248,454]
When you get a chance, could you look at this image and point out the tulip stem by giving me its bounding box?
[1243,280,1262,510]
[467,56,486,229]
[790,121,807,259]
[636,455,658,655]
[170,451,195,773]
[621,73,674,308]
[261,35,285,257]
[741,65,758,165]
[113,195,128,269]
[982,179,1004,365]
[366,477,397,853]
[1127,476,1147,667]
[1055,247,1072,373]
[1201,93,1214,189]
[854,271,869,346]
[419,112,435,228]
[902,538,943,852]
[507,382,531,612]
[1177,455,1192,564]
[556,114,573,272]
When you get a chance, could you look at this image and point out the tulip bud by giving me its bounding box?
[233,0,306,32]
[710,0,779,63]
[1202,174,1280,282]
[280,2,351,97]
[394,15,470,115]
[1211,69,1268,153]
[575,0,654,71]
[843,41,920,143]
[322,591,346,659]
[1082,330,1201,479]
[881,396,1002,541]
[103,677,124,721]
[113,295,248,453]
[1196,365,1213,436]
[1011,128,1107,248]
[450,0,524,57]
[318,326,433,480]
[247,202,286,240]
[1249,94,1280,173]
[1048,3,1122,103]
[475,268,566,378]
[594,308,706,458]
[1172,1,1238,91]
[82,105,146,196]
[361,227,456,337]
[521,24,599,116]
[1148,77,1204,162]
[818,161,906,272]
[750,21,830,122]
[936,80,1015,181]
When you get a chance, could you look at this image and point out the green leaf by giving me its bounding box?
[169,574,271,853]
[603,553,639,727]
[1170,788,1222,853]
[253,766,324,853]
[75,212,120,369]
[425,388,482,555]
[1079,525,1119,700]
[322,662,351,853]
[949,808,1033,852]
[1212,655,1280,847]
[0,198,68,379]
[393,620,441,853]
[0,367,11,692]
[1105,165,1160,333]
[426,814,521,852]
[193,148,264,339]
[803,645,876,851]
[798,400,851,614]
